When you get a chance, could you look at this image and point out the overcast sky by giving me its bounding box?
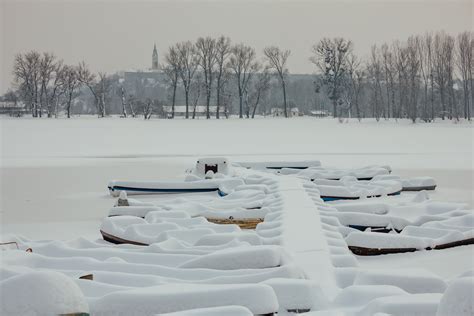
[1,0,472,93]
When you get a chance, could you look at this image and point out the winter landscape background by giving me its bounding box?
[1,0,473,315]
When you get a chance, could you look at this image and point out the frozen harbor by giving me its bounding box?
[1,117,473,315]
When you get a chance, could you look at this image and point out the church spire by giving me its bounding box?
[152,43,159,70]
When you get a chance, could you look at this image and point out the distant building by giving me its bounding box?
[152,44,159,71]
[270,108,284,117]
[162,105,226,118]
[0,101,27,116]
[309,110,330,118]
[290,107,301,117]
[270,107,301,117]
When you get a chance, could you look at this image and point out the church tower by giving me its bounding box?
[152,44,159,70]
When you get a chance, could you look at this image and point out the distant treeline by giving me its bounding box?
[3,31,473,121]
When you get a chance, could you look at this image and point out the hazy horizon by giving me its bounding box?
[1,0,472,93]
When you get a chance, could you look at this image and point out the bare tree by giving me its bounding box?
[406,36,421,123]
[394,41,409,119]
[444,35,456,120]
[228,43,258,118]
[381,43,396,119]
[97,72,111,117]
[456,31,473,120]
[176,41,198,119]
[77,62,109,117]
[119,86,127,118]
[38,53,57,117]
[417,33,434,122]
[163,45,180,118]
[250,66,271,118]
[220,71,234,118]
[62,65,80,118]
[367,45,384,121]
[264,46,291,118]
[190,74,203,119]
[346,53,364,121]
[215,36,231,119]
[195,37,218,119]
[127,94,137,118]
[143,99,153,120]
[13,51,41,117]
[77,62,99,115]
[310,38,352,118]
[470,34,474,117]
[433,33,455,120]
[424,33,436,121]
[37,57,67,118]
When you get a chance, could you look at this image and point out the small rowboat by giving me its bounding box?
[107,179,243,197]
[234,160,321,170]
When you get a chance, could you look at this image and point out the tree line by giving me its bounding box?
[160,36,290,119]
[5,31,473,121]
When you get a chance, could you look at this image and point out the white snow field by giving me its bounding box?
[1,116,473,315]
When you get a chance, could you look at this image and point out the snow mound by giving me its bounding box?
[436,277,474,316]
[262,278,329,312]
[0,271,89,315]
[346,231,432,249]
[179,245,290,270]
[332,285,408,308]
[194,232,262,246]
[109,206,162,217]
[354,269,447,294]
[160,305,252,316]
[90,283,278,315]
[359,293,442,316]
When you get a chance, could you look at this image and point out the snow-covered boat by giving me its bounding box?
[234,160,321,170]
[284,165,392,181]
[345,214,474,255]
[108,183,277,227]
[372,174,437,191]
[322,191,468,232]
[100,213,244,246]
[107,178,243,197]
[313,178,402,201]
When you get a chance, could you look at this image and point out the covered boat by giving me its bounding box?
[108,178,243,197]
